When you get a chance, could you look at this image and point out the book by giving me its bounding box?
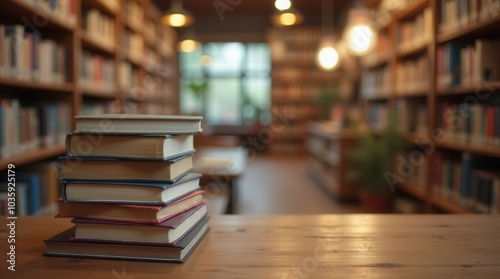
[74,114,203,134]
[62,172,202,205]
[72,203,208,244]
[44,217,209,263]
[57,190,205,223]
[66,133,194,160]
[59,154,193,182]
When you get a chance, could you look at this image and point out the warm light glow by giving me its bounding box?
[279,13,297,25]
[344,25,376,56]
[275,0,291,11]
[316,46,340,71]
[168,13,187,27]
[200,55,212,66]
[177,39,201,52]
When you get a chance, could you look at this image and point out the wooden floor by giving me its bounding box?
[232,153,362,214]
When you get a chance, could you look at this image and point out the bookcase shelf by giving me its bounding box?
[437,141,500,158]
[267,26,354,154]
[4,0,76,31]
[0,78,75,93]
[435,82,500,96]
[81,88,119,99]
[0,0,179,215]
[395,0,429,21]
[436,13,500,44]
[80,31,117,55]
[396,42,429,59]
[362,0,500,214]
[0,145,66,171]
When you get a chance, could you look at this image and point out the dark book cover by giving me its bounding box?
[61,172,202,205]
[43,217,210,263]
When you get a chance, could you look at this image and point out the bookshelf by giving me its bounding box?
[362,0,500,214]
[0,0,179,214]
[267,26,357,153]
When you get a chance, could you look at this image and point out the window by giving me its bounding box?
[179,42,271,125]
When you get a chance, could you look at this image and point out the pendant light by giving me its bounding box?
[161,0,195,28]
[343,7,377,56]
[176,29,201,52]
[316,0,340,71]
[271,1,303,26]
[274,0,291,11]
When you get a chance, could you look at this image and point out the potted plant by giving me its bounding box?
[187,77,209,115]
[347,113,408,213]
[314,86,340,121]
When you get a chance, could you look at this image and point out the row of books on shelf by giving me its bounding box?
[119,61,140,89]
[367,103,388,132]
[42,114,207,262]
[0,24,67,83]
[94,0,120,13]
[82,8,115,48]
[269,29,321,44]
[433,151,500,213]
[17,0,77,26]
[0,162,59,215]
[272,104,319,120]
[80,50,115,92]
[397,7,432,52]
[439,101,500,147]
[437,40,500,88]
[122,29,144,63]
[271,48,321,64]
[82,101,116,115]
[361,33,390,67]
[0,99,70,159]
[361,65,392,98]
[439,0,500,33]
[124,0,144,31]
[273,85,329,101]
[272,67,335,80]
[396,101,429,136]
[395,54,430,95]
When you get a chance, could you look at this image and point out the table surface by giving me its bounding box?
[1,215,500,278]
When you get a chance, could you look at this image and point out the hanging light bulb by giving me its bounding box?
[176,29,201,52]
[271,0,302,26]
[343,8,377,56]
[161,0,195,27]
[316,41,340,71]
[316,0,340,71]
[275,0,291,11]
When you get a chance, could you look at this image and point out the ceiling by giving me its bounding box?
[154,0,354,42]
[164,0,347,16]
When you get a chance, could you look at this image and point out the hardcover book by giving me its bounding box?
[74,114,203,134]
[72,203,208,244]
[66,133,195,160]
[57,190,205,223]
[59,154,193,182]
[62,173,203,205]
[44,217,209,263]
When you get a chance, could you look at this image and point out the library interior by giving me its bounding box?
[1,0,500,277]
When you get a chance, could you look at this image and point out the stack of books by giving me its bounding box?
[43,114,208,263]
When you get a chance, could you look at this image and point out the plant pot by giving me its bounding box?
[357,188,393,213]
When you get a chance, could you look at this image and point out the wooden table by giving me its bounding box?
[194,147,247,214]
[1,215,500,278]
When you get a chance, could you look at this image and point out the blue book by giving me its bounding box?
[460,153,472,208]
[17,173,42,215]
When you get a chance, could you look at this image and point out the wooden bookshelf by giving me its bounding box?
[0,0,179,214]
[362,0,500,214]
[267,26,358,153]
[0,145,66,171]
